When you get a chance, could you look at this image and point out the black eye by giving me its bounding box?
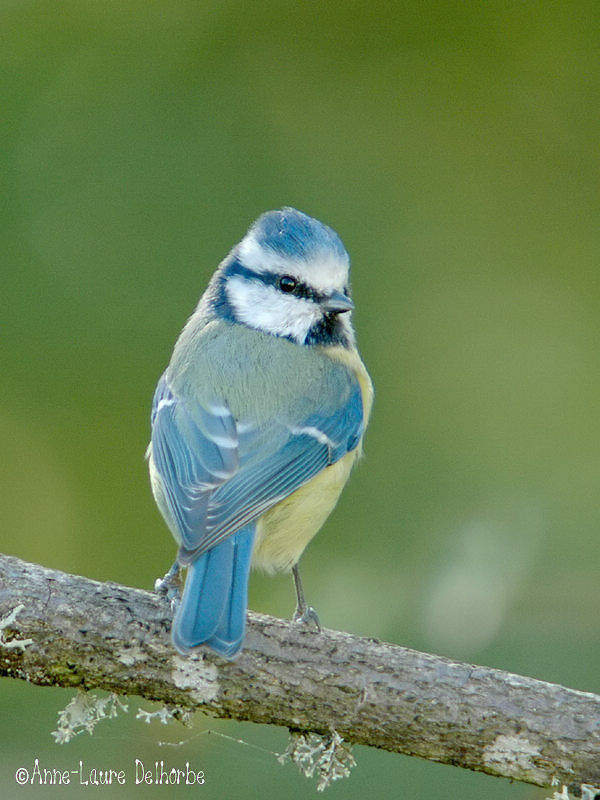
[278,275,297,293]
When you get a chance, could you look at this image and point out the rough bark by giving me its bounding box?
[0,553,598,791]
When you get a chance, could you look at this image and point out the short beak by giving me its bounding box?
[321,290,354,314]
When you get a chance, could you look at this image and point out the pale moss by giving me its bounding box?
[0,604,33,651]
[51,691,128,744]
[548,784,600,800]
[136,706,192,726]
[278,730,356,791]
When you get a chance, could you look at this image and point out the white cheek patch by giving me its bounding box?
[226,276,322,343]
[237,232,349,295]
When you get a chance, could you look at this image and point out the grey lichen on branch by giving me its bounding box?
[0,552,599,792]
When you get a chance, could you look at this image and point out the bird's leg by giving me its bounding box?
[154,560,182,609]
[291,563,321,631]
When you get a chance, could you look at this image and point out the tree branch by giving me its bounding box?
[1,553,598,791]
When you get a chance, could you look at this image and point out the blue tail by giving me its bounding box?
[171,524,255,659]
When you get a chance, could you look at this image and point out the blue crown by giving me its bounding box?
[249,207,348,263]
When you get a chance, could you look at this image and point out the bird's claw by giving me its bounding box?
[292,604,321,632]
[154,563,182,611]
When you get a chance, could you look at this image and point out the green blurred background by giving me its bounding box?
[2,1,599,797]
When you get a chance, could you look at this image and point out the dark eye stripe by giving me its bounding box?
[224,258,345,304]
[278,275,318,302]
[289,280,318,302]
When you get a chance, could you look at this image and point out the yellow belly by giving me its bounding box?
[251,448,358,573]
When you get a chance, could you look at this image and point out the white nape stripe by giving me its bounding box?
[226,276,321,344]
[237,231,349,295]
[289,425,337,448]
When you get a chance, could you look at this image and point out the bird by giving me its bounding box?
[147,207,373,659]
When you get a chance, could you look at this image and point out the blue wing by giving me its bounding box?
[150,368,364,561]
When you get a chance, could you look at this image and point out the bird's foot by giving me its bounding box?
[291,563,321,631]
[154,562,182,611]
[292,604,321,632]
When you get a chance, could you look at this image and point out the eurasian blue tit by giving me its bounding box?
[147,207,373,658]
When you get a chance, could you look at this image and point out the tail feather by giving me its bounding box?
[171,524,255,659]
[205,529,255,657]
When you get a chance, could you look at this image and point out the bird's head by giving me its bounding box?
[206,208,355,347]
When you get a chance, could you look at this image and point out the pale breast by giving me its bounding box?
[251,448,358,573]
